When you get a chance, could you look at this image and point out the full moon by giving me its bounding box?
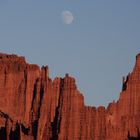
[62,11,74,25]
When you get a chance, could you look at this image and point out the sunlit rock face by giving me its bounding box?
[0,53,140,140]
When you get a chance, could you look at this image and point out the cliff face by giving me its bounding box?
[0,53,140,140]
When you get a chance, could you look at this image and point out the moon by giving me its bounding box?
[62,11,74,25]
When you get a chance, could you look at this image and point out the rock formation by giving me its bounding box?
[0,52,140,140]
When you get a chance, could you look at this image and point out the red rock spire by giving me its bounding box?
[0,53,140,140]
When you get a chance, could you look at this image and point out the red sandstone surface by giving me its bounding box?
[0,52,140,140]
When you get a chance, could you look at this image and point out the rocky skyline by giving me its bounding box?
[0,53,139,140]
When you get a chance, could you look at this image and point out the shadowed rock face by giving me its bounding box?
[0,53,140,140]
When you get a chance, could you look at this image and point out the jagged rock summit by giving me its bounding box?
[0,53,140,140]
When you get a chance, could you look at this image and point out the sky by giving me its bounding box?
[0,0,140,107]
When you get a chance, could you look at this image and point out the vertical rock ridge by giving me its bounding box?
[0,53,140,139]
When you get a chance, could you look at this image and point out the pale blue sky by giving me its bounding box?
[0,0,140,106]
